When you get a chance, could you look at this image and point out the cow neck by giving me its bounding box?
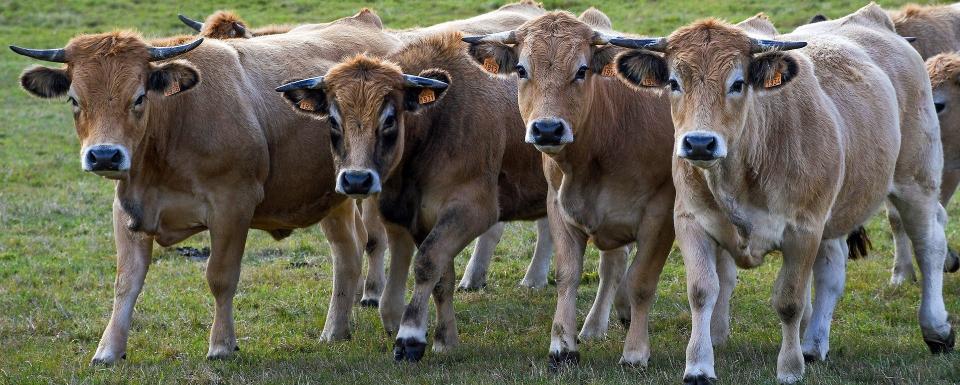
[116,96,182,213]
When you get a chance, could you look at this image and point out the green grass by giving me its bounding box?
[1,0,959,384]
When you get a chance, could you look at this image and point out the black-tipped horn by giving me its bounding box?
[904,36,917,43]
[233,22,249,37]
[591,31,621,45]
[178,14,204,32]
[9,45,67,63]
[607,37,668,52]
[148,38,203,62]
[276,76,324,92]
[462,30,517,45]
[403,74,447,89]
[750,38,807,53]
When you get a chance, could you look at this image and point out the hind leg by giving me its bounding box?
[521,218,553,288]
[887,203,916,285]
[801,237,847,362]
[458,222,504,291]
[711,250,737,347]
[360,199,387,308]
[940,170,960,273]
[579,246,627,341]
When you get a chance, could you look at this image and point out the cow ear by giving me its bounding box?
[20,65,70,98]
[279,83,329,117]
[148,60,200,96]
[749,51,799,91]
[591,45,624,78]
[615,49,669,89]
[403,69,451,112]
[466,41,519,77]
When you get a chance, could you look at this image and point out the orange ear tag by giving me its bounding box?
[764,70,783,88]
[164,82,181,96]
[482,57,500,73]
[641,76,659,87]
[419,88,436,104]
[298,99,316,111]
[601,63,617,77]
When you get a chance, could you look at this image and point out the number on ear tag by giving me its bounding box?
[299,99,316,111]
[764,70,783,88]
[601,63,617,77]
[641,76,659,87]
[482,57,500,73]
[164,82,181,96]
[419,88,436,104]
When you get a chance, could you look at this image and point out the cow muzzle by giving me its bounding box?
[527,118,573,154]
[82,144,130,179]
[336,169,381,199]
[678,131,727,168]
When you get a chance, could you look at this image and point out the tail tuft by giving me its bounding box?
[846,226,873,259]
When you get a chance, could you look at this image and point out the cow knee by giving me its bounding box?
[689,281,719,311]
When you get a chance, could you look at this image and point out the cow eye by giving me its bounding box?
[133,94,146,107]
[67,96,79,108]
[574,65,588,81]
[669,79,681,92]
[729,80,744,94]
[328,116,341,132]
[515,64,528,79]
[383,114,396,131]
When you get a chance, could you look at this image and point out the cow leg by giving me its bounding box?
[380,223,415,337]
[520,217,553,288]
[887,203,916,285]
[801,237,847,362]
[940,170,960,273]
[458,222,504,291]
[772,229,820,384]
[579,246,627,341]
[360,199,387,308]
[205,203,256,359]
[547,192,589,370]
[432,257,459,353]
[317,199,363,342]
[711,250,737,347]
[393,196,494,362]
[677,210,721,383]
[91,200,154,365]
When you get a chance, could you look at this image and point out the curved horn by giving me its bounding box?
[462,30,517,45]
[750,38,806,53]
[403,74,448,89]
[233,22,249,37]
[591,31,621,45]
[178,14,204,32]
[275,76,324,92]
[9,45,67,63]
[607,37,668,52]
[148,38,204,62]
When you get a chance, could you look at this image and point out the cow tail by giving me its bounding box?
[846,226,873,259]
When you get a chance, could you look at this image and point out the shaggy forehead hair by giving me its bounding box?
[325,54,404,118]
[667,19,752,80]
[519,11,593,39]
[66,30,152,61]
[927,53,960,88]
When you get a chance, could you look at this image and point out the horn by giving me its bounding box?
[462,30,517,45]
[591,31,621,45]
[403,74,448,89]
[233,22,249,37]
[9,45,67,63]
[750,38,806,53]
[607,37,668,52]
[275,76,324,92]
[148,38,203,62]
[178,14,204,32]
[904,36,917,43]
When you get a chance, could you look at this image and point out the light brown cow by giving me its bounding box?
[11,9,400,364]
[463,8,738,368]
[611,4,953,383]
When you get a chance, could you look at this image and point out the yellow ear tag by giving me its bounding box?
[641,76,659,87]
[482,57,500,73]
[764,70,783,88]
[298,99,316,111]
[601,63,617,77]
[419,88,436,104]
[164,82,181,96]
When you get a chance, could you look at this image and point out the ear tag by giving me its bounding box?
[164,82,181,96]
[298,99,316,111]
[601,63,617,77]
[419,88,436,104]
[765,70,783,88]
[641,75,659,87]
[482,57,500,73]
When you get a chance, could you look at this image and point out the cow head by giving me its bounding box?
[179,11,253,39]
[276,55,449,199]
[927,53,960,166]
[463,10,624,155]
[610,19,805,169]
[12,32,203,179]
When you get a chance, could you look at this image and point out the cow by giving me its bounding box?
[610,4,954,383]
[10,9,401,364]
[178,11,293,39]
[462,8,739,368]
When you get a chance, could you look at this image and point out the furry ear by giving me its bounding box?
[749,52,799,90]
[403,69,451,112]
[466,41,519,77]
[615,49,669,89]
[148,60,200,96]
[278,82,329,117]
[591,45,624,77]
[20,65,70,98]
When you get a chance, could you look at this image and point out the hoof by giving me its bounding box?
[393,337,427,362]
[946,248,960,273]
[619,317,631,329]
[359,298,380,308]
[683,374,718,385]
[456,284,486,292]
[802,353,821,363]
[925,327,956,354]
[547,350,580,372]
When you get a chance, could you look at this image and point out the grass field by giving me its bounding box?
[2,0,960,384]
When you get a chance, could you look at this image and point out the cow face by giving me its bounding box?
[13,32,202,179]
[927,53,960,167]
[464,12,623,155]
[277,55,449,199]
[612,20,803,169]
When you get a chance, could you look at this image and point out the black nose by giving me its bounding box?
[680,134,719,161]
[85,146,124,171]
[531,120,566,145]
[339,170,374,195]
[935,102,946,113]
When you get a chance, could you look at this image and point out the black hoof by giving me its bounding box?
[619,317,631,329]
[925,327,956,354]
[393,337,427,362]
[547,350,580,372]
[946,248,960,273]
[682,374,718,385]
[360,298,380,308]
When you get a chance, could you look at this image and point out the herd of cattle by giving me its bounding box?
[10,1,960,383]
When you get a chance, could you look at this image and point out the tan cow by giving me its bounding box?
[463,8,739,368]
[11,9,400,364]
[611,4,953,383]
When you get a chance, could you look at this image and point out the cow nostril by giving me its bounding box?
[706,138,717,152]
[87,151,97,164]
[110,151,123,163]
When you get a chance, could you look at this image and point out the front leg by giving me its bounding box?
[547,193,588,370]
[676,210,721,384]
[91,200,154,365]
[521,217,554,288]
[318,199,364,341]
[773,228,820,384]
[205,201,256,359]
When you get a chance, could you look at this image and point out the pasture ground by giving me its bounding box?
[1,0,959,384]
